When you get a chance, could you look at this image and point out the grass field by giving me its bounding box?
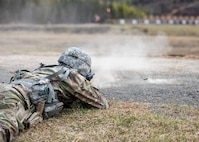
[16,101,199,142]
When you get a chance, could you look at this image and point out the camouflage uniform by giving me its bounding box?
[0,48,109,142]
[0,83,39,142]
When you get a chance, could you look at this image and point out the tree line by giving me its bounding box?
[0,0,146,24]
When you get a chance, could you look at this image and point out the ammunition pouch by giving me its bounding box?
[10,67,70,119]
[12,79,64,119]
[29,79,55,105]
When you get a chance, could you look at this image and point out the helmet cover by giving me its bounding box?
[58,47,91,77]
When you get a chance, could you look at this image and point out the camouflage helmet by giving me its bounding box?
[58,47,91,77]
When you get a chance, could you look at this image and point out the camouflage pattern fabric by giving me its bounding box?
[0,83,42,142]
[18,65,109,109]
[58,47,91,77]
[0,65,108,142]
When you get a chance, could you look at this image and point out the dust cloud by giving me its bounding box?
[85,33,172,87]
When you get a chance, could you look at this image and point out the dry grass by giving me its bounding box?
[16,101,199,142]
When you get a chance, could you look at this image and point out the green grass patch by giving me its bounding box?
[112,24,199,37]
[16,101,199,142]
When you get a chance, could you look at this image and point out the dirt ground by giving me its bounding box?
[0,24,199,108]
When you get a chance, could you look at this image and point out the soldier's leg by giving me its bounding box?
[0,84,32,142]
[0,109,20,142]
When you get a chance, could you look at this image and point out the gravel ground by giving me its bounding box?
[103,61,199,108]
[99,58,199,108]
[0,55,198,108]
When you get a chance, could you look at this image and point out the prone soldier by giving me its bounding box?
[0,47,109,142]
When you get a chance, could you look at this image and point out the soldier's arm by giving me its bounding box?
[60,70,109,109]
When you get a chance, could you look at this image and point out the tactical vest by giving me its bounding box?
[11,66,70,119]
